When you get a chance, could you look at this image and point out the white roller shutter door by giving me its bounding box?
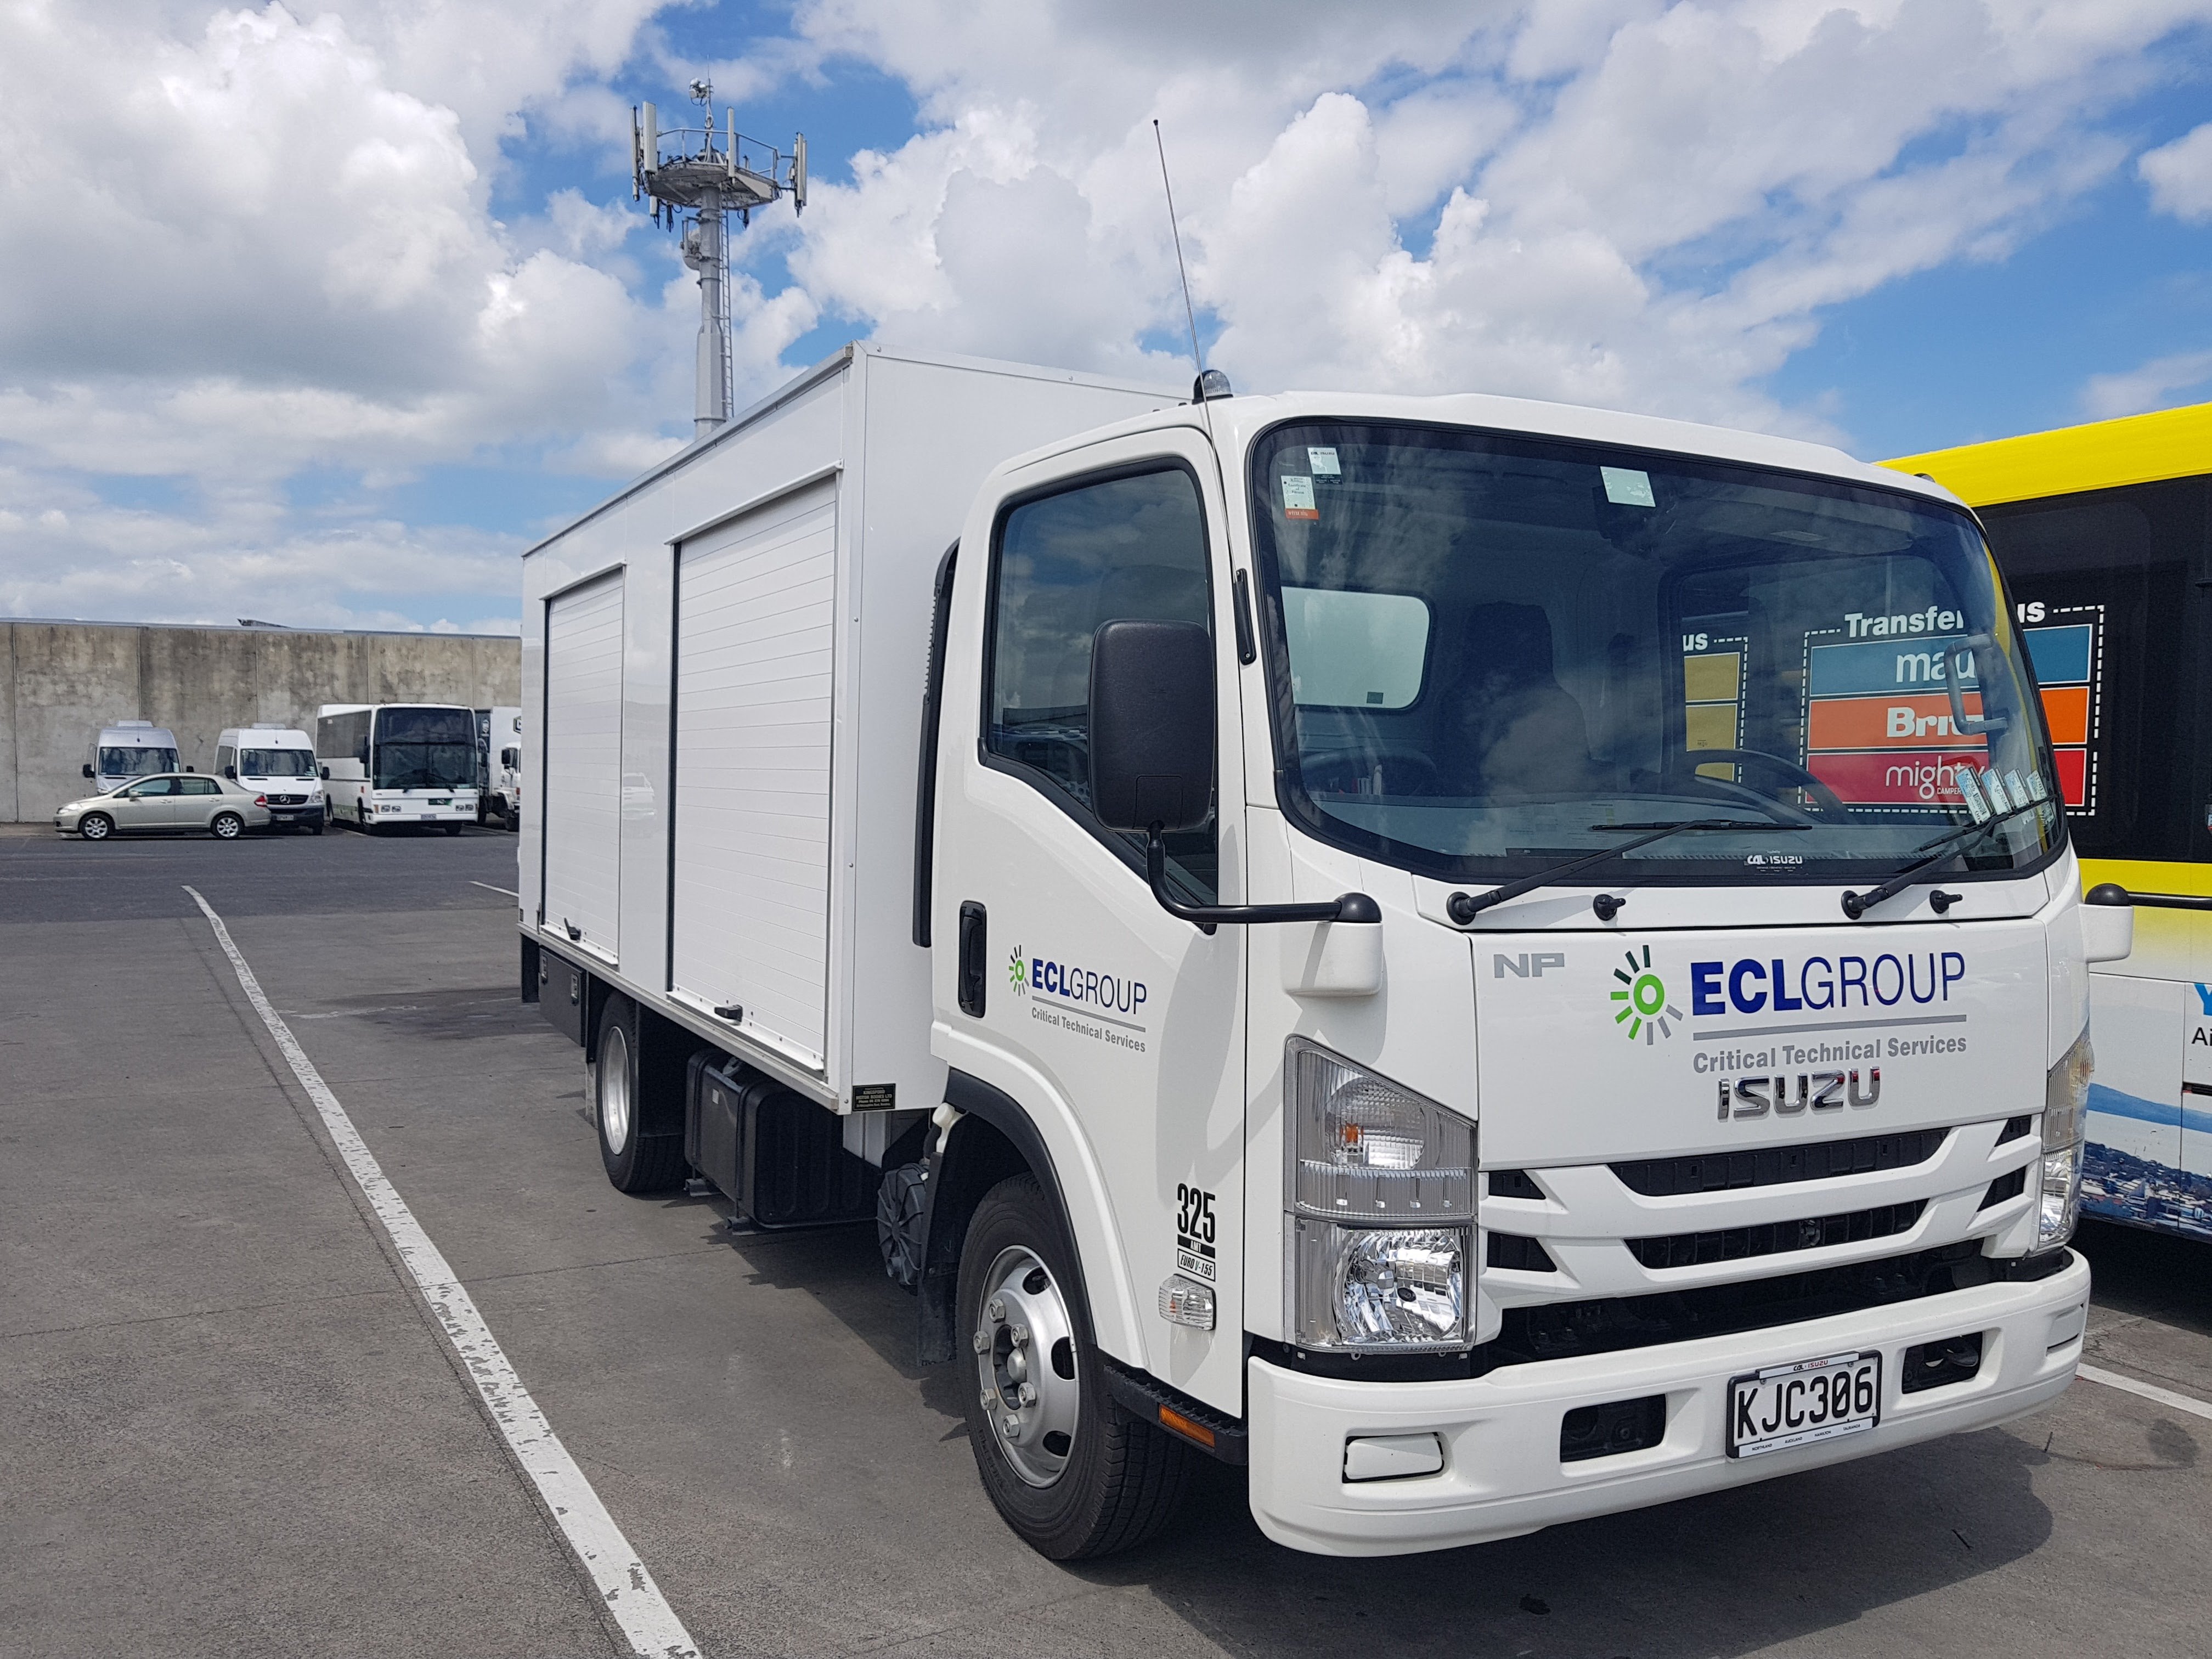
[543,570,624,963]
[671,479,837,1070]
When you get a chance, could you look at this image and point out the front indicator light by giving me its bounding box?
[2036,1028,2093,1251]
[1293,1221,1466,1348]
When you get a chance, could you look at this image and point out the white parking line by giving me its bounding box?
[473,881,519,898]
[2078,1362,2212,1423]
[183,885,698,1659]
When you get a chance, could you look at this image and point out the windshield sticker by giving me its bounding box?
[1600,466,1655,507]
[1280,475,1318,520]
[1307,446,1341,476]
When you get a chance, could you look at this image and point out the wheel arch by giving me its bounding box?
[918,1069,1127,1368]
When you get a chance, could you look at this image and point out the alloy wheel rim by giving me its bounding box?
[600,1025,632,1153]
[972,1245,1080,1488]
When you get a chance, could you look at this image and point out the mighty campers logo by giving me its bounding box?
[1012,944,1150,1054]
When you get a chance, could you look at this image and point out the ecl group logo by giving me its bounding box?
[1610,945,1685,1043]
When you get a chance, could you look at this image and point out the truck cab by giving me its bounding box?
[921,390,2115,1555]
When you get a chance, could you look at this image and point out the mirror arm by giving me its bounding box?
[1144,827,1379,932]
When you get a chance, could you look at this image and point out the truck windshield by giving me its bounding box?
[372,708,476,791]
[1248,421,2066,885]
[99,746,176,778]
[239,748,316,777]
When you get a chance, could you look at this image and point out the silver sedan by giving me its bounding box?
[55,774,273,841]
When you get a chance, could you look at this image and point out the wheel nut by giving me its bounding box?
[987,1297,1006,1322]
[1009,1324,1030,1348]
[971,1330,991,1355]
[1001,1415,1020,1437]
[1017,1383,1037,1406]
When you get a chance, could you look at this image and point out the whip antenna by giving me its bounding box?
[1153,121,1227,411]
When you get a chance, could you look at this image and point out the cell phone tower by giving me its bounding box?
[633,81,806,438]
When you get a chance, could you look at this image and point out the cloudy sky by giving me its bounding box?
[4,1,2211,634]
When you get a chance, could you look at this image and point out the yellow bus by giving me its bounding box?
[1889,403,2212,1240]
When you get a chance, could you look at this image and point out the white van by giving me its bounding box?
[215,727,325,833]
[85,721,181,794]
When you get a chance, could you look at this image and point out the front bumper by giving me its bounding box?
[1246,1250,2089,1556]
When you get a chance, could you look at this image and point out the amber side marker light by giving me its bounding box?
[1158,1405,1215,1449]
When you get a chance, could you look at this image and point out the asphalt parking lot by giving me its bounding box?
[4,822,2211,1658]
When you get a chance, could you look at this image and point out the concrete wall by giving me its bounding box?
[0,622,521,821]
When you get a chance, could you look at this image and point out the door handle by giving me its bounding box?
[957,901,988,1017]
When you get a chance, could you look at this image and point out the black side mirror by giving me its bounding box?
[184,765,194,772]
[82,764,93,779]
[223,765,236,780]
[1088,619,1215,834]
[1088,618,1379,930]
[319,765,331,780]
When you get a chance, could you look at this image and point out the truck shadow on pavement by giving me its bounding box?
[714,1218,2064,1659]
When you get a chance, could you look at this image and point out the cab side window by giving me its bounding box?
[985,465,1216,900]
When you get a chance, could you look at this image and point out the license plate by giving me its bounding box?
[1727,1350,1880,1458]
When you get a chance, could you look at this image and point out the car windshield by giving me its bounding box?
[1248,421,2066,884]
[99,746,176,777]
[240,748,317,777]
[373,708,476,791]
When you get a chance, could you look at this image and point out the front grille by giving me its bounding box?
[1487,1232,1557,1272]
[1612,1128,1946,1197]
[267,793,308,806]
[1996,1115,2033,1144]
[1628,1200,1926,1270]
[1980,1167,2027,1209]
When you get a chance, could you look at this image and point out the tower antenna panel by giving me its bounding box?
[630,84,811,437]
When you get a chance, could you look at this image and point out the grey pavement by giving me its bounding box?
[3,822,2210,1657]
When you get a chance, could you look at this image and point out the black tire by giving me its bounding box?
[958,1173,1191,1559]
[311,821,325,836]
[79,812,113,842]
[592,996,685,1193]
[210,811,244,840]
[443,824,463,837]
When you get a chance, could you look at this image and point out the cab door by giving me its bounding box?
[934,431,1248,1416]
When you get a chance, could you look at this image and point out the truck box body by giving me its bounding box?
[518,345,1178,1118]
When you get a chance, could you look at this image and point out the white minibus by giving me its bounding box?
[215,727,325,833]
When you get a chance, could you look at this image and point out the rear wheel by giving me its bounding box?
[592,996,685,1193]
[78,813,112,842]
[443,824,464,837]
[959,1173,1191,1559]
[210,812,243,840]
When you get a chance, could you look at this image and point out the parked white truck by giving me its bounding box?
[521,343,2128,1560]
[475,706,523,830]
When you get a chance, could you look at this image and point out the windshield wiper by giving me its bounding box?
[1446,819,1809,923]
[1839,798,2050,919]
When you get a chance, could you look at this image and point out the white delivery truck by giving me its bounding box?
[85,720,181,793]
[216,726,325,832]
[318,703,480,833]
[475,706,523,830]
[521,343,2128,1561]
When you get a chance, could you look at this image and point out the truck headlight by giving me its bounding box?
[2036,1028,2093,1251]
[1285,1040,1474,1350]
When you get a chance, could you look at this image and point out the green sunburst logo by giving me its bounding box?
[1610,945,1682,1043]
[1008,946,1028,994]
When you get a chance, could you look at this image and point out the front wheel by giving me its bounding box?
[78,813,113,842]
[959,1173,1191,1559]
[210,812,243,840]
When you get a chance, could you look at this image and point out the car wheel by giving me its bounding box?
[312,820,325,836]
[210,811,243,839]
[78,813,113,842]
[958,1173,1192,1559]
[592,996,685,1193]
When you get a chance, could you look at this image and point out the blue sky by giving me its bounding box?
[5,1,2212,633]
